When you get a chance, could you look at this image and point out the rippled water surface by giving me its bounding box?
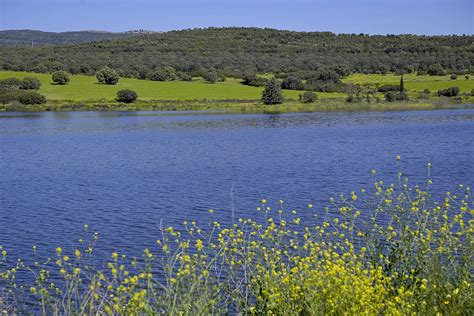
[1,109,473,258]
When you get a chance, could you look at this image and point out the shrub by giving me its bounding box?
[437,87,460,97]
[179,73,193,81]
[203,71,219,84]
[0,77,23,92]
[299,91,317,103]
[147,67,177,81]
[20,77,41,90]
[17,91,47,104]
[52,71,70,85]
[281,76,304,90]
[385,91,408,102]
[450,74,458,80]
[262,77,283,104]
[427,64,446,76]
[0,91,21,104]
[465,75,470,80]
[96,67,119,85]
[241,74,267,87]
[378,84,400,93]
[116,89,138,103]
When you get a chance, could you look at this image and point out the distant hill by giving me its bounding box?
[0,29,153,46]
[0,27,472,77]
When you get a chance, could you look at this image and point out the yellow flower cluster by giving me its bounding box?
[0,171,472,315]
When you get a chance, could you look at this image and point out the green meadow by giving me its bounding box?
[1,71,472,113]
[0,71,313,101]
[343,73,474,93]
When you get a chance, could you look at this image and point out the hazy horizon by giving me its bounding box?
[0,0,472,36]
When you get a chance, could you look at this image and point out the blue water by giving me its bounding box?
[0,109,473,260]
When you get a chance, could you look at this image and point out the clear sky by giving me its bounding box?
[0,0,472,35]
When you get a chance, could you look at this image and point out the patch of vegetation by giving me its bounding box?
[20,77,41,90]
[437,87,460,97]
[299,91,317,103]
[52,71,70,85]
[116,89,138,103]
[96,67,119,85]
[0,28,472,78]
[385,91,409,102]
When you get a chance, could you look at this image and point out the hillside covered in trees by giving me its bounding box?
[0,27,472,78]
[0,29,148,47]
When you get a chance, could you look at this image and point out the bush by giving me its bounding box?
[147,67,177,81]
[378,84,400,93]
[179,73,193,81]
[0,77,23,92]
[299,91,317,103]
[385,91,408,102]
[427,64,446,76]
[17,91,47,104]
[96,67,119,85]
[465,75,470,80]
[437,87,460,97]
[262,77,283,104]
[241,74,267,87]
[203,71,219,84]
[450,74,458,80]
[52,71,70,85]
[20,77,41,90]
[116,89,138,103]
[281,76,304,90]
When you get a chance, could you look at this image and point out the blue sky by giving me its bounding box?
[0,0,472,35]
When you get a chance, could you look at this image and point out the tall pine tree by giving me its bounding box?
[262,77,283,104]
[400,75,405,92]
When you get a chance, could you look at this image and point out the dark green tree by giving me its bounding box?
[116,89,138,103]
[96,67,119,85]
[281,76,304,90]
[20,77,41,90]
[52,71,70,85]
[437,87,460,97]
[262,77,283,104]
[400,75,404,91]
[203,71,219,84]
[17,91,47,104]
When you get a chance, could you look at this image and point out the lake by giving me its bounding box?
[0,109,473,260]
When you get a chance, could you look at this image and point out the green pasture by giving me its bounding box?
[343,73,474,93]
[1,71,472,104]
[0,71,322,102]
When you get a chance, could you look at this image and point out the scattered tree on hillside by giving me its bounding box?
[96,67,119,85]
[20,77,41,90]
[116,89,138,103]
[52,71,70,85]
[281,76,304,90]
[203,71,219,84]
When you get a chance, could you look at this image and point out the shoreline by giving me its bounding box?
[1,98,473,113]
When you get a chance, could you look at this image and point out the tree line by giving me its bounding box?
[0,27,472,79]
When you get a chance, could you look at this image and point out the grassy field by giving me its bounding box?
[0,71,340,101]
[343,73,474,93]
[1,71,473,112]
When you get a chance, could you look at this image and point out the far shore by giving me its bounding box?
[1,98,473,114]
